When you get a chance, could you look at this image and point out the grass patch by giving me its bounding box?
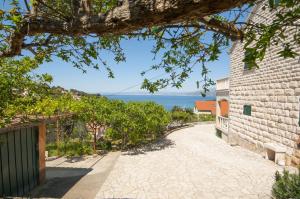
[197,114,216,122]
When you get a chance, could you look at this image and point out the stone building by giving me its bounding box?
[228,2,300,166]
[215,78,230,138]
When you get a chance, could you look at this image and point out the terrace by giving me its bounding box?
[215,77,230,137]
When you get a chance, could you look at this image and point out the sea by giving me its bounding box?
[105,95,215,111]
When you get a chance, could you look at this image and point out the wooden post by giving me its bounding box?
[38,122,46,184]
[56,120,60,146]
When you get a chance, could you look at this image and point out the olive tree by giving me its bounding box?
[75,96,112,152]
[106,101,170,149]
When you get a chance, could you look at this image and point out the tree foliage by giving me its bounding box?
[32,94,171,149]
[0,0,298,95]
[0,0,299,128]
[105,101,170,149]
[170,106,195,126]
[0,57,52,126]
[74,96,113,151]
[272,169,300,199]
[243,0,300,69]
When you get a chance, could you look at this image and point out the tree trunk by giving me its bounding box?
[56,120,60,145]
[56,120,61,154]
[93,129,97,153]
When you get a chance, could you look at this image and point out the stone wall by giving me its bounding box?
[229,2,300,165]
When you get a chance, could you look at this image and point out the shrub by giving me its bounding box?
[46,143,59,157]
[97,139,112,150]
[64,140,93,157]
[171,106,184,112]
[105,101,170,149]
[47,97,171,151]
[46,139,93,157]
[171,111,191,125]
[198,114,215,122]
[272,169,300,199]
[184,108,194,115]
[170,106,195,125]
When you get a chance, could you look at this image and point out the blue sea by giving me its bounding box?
[105,95,215,110]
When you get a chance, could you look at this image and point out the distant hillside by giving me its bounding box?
[183,89,216,97]
[51,86,101,98]
[102,89,216,97]
[69,89,101,97]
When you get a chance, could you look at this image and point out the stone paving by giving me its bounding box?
[95,124,280,199]
[31,153,121,199]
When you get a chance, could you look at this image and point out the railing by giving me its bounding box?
[216,116,229,133]
[216,78,229,91]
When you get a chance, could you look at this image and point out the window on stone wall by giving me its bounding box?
[244,52,251,70]
[272,0,281,6]
[299,98,300,127]
[243,105,252,116]
[298,112,300,127]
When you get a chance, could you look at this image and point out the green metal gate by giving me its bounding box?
[0,126,39,197]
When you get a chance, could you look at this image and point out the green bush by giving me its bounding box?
[46,143,59,157]
[272,169,300,199]
[97,139,112,150]
[171,106,183,112]
[47,99,171,152]
[198,114,215,122]
[46,139,93,157]
[64,140,93,157]
[105,101,171,149]
[171,111,191,125]
[170,106,195,125]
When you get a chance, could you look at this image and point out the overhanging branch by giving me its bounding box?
[1,0,254,58]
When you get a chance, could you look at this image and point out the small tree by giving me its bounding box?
[142,102,171,139]
[75,96,112,152]
[106,101,170,149]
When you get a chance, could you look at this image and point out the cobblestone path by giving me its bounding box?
[96,124,279,199]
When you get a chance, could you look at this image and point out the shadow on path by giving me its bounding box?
[123,138,175,156]
[30,167,92,198]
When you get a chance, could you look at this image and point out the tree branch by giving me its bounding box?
[1,0,254,58]
[24,0,31,12]
[22,34,54,48]
[199,16,244,40]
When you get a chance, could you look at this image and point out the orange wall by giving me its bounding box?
[219,100,229,117]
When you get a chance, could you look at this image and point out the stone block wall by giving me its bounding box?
[229,2,300,165]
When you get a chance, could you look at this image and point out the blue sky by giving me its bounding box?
[35,38,231,94]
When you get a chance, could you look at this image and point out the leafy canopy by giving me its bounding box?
[0,57,52,126]
[0,0,298,93]
[0,0,299,126]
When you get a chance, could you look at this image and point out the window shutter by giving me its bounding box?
[244,52,250,70]
[243,105,252,116]
[298,111,300,127]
